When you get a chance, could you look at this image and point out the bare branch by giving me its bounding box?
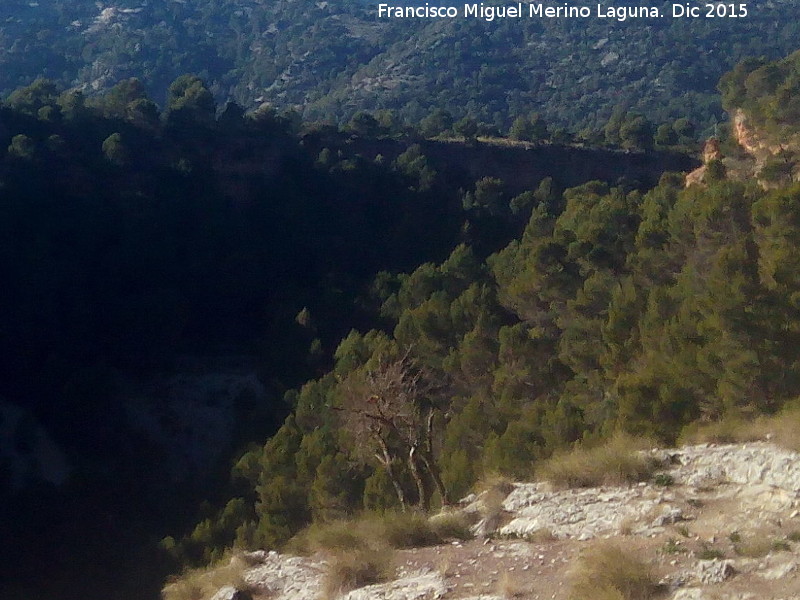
[335,348,450,508]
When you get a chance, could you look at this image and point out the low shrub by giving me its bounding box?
[568,542,659,600]
[321,547,394,600]
[653,473,674,487]
[662,538,685,555]
[773,539,792,552]
[696,544,724,560]
[537,434,658,489]
[162,552,253,600]
[679,403,800,452]
[429,511,473,541]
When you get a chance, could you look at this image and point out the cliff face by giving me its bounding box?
[306,136,700,197]
[731,109,800,187]
[731,110,788,165]
[687,110,800,188]
[685,138,722,187]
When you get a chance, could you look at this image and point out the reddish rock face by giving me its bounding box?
[685,137,724,188]
[733,109,790,160]
[703,138,722,164]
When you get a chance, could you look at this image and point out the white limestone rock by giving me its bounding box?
[696,559,735,584]
[652,507,685,527]
[209,587,251,600]
[340,570,448,600]
[242,551,325,600]
[671,443,800,493]
[672,589,709,600]
[499,483,661,540]
[760,560,797,580]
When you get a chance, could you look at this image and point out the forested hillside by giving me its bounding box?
[5,31,800,600]
[184,172,800,562]
[2,0,800,132]
[0,74,690,600]
[0,75,461,600]
[167,50,800,586]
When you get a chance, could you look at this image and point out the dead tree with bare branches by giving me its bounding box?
[336,349,450,510]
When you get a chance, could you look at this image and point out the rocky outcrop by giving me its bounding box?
[199,442,800,600]
[687,109,800,188]
[666,442,800,492]
[728,109,800,186]
[341,570,447,600]
[684,138,723,187]
[731,110,789,165]
[239,551,326,599]
[696,559,736,584]
[490,442,800,543]
[498,483,665,540]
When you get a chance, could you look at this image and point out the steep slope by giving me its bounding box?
[689,49,800,185]
[3,0,800,130]
[0,79,700,600]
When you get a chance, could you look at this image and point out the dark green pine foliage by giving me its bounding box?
[11,51,800,598]
[199,167,800,564]
[168,50,800,564]
[0,74,474,598]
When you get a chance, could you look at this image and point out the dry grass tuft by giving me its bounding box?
[289,514,408,598]
[321,547,394,600]
[162,552,253,600]
[436,554,454,578]
[524,528,557,543]
[496,572,527,598]
[679,404,800,452]
[476,473,514,530]
[733,531,791,558]
[537,434,658,489]
[618,516,636,536]
[679,414,769,446]
[429,510,473,541]
[568,542,659,600]
[733,537,773,558]
[290,510,444,556]
[302,519,364,553]
[377,511,443,548]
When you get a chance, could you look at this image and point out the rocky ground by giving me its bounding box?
[206,442,800,600]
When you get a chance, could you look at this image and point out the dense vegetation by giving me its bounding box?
[0,75,464,600]
[0,73,688,600]
[184,168,800,562]
[171,52,800,569]
[5,38,800,600]
[3,0,800,133]
[720,48,800,140]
